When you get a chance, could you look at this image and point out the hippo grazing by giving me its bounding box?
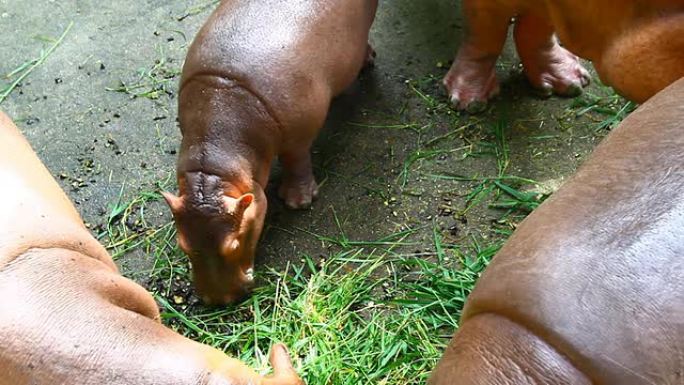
[163,0,378,304]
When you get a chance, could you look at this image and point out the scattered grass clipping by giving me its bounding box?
[106,45,180,100]
[0,21,74,104]
[102,185,499,385]
[158,240,498,385]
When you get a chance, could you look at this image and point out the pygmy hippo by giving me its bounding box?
[429,77,684,384]
[446,0,684,111]
[0,111,304,385]
[163,0,378,304]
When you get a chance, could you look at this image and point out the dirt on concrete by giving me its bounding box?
[0,0,617,294]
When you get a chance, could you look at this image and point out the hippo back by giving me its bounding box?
[180,0,377,138]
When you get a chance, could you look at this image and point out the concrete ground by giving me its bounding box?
[0,0,623,300]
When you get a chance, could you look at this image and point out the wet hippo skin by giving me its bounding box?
[163,0,379,305]
[0,111,304,385]
[429,77,684,384]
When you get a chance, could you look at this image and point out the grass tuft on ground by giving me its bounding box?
[0,22,73,104]
[106,45,181,101]
[98,62,637,385]
[101,184,499,384]
[155,236,498,385]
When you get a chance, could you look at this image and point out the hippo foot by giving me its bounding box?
[278,177,319,209]
[443,55,500,113]
[523,44,591,97]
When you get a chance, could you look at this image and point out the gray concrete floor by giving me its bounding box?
[0,0,612,287]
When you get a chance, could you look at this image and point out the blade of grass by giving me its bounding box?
[0,21,74,104]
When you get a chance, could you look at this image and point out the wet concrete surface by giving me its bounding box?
[0,0,614,286]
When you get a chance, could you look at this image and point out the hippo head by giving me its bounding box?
[162,190,262,305]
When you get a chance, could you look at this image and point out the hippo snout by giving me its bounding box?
[194,268,256,306]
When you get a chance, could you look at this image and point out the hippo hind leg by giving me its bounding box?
[278,148,319,210]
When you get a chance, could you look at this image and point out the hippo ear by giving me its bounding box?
[176,232,191,254]
[162,191,184,215]
[236,193,254,212]
[223,193,254,215]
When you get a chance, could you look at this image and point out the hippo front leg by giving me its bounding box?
[278,148,319,209]
[444,0,515,112]
[513,13,590,97]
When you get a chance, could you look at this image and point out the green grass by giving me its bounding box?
[396,76,548,223]
[402,116,548,220]
[101,181,500,384]
[407,76,454,116]
[451,121,548,217]
[106,45,181,100]
[99,63,634,385]
[154,231,498,385]
[176,0,221,21]
[569,86,636,131]
[98,176,189,285]
[398,147,465,188]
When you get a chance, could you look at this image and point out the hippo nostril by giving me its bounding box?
[244,267,254,281]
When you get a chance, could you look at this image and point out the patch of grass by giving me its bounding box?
[0,21,73,104]
[569,90,636,131]
[176,0,221,21]
[347,121,426,135]
[407,75,454,116]
[398,147,463,187]
[156,232,500,385]
[489,180,546,213]
[106,45,181,100]
[315,167,391,202]
[98,177,188,286]
[100,178,501,384]
[346,117,472,189]
[428,120,548,219]
[375,74,548,223]
[393,229,501,331]
[294,207,420,251]
[300,223,420,250]
[102,180,167,257]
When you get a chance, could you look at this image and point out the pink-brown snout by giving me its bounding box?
[189,255,256,305]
